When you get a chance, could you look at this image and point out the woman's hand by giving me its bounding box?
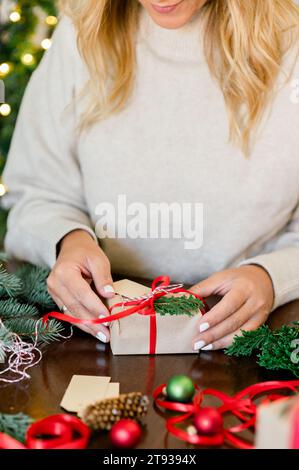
[191,265,274,351]
[47,229,114,343]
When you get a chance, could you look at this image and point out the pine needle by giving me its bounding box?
[0,298,39,319]
[0,323,13,363]
[16,263,56,310]
[3,318,64,343]
[0,267,23,298]
[0,263,63,352]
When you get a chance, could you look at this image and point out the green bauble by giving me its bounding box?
[166,375,195,403]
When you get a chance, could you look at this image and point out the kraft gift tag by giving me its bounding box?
[105,382,120,399]
[60,375,119,413]
[112,279,151,298]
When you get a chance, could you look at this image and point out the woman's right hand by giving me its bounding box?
[47,229,114,343]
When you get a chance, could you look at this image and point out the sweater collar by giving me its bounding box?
[137,6,204,63]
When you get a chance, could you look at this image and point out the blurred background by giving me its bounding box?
[0,0,299,246]
[0,0,58,243]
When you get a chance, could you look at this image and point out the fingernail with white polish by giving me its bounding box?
[202,344,213,351]
[103,285,114,294]
[96,331,108,343]
[194,340,206,351]
[199,322,210,333]
[99,314,109,327]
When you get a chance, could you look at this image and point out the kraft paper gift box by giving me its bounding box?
[255,395,299,449]
[106,279,204,355]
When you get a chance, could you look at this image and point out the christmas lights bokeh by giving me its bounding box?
[0,0,58,242]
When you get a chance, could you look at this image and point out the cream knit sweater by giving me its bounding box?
[3,10,299,310]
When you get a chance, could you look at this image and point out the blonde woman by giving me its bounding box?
[3,0,299,351]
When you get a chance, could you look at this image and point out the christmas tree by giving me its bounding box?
[0,0,58,243]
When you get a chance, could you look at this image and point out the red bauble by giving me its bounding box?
[109,419,142,448]
[194,407,223,436]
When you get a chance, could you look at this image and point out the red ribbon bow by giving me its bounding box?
[0,414,90,449]
[153,380,299,449]
[43,276,208,354]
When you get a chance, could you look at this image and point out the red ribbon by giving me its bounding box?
[43,276,208,355]
[0,414,90,449]
[153,380,299,449]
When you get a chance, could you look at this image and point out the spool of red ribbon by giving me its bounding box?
[153,380,299,449]
[43,276,208,355]
[0,414,90,449]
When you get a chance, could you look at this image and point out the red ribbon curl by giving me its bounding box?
[153,380,299,449]
[0,414,90,449]
[43,276,208,354]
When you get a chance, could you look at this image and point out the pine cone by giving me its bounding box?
[81,392,149,431]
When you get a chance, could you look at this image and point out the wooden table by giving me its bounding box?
[0,285,298,449]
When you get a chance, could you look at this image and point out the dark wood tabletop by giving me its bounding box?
[0,278,298,449]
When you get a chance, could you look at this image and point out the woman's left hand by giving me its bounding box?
[190,265,274,351]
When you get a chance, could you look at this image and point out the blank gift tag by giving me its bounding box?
[105,382,120,399]
[60,375,111,413]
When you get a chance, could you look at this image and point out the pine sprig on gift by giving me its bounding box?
[0,412,33,444]
[226,322,299,377]
[154,295,204,316]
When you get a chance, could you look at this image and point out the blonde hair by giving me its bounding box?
[60,0,299,154]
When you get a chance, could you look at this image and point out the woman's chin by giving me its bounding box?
[147,14,191,29]
[141,0,203,30]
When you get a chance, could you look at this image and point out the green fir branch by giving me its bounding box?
[154,295,204,316]
[226,322,299,377]
[0,413,33,443]
[0,323,13,363]
[0,262,63,349]
[226,325,272,357]
[3,318,64,343]
[16,263,56,310]
[0,267,23,298]
[257,324,299,377]
[0,298,39,319]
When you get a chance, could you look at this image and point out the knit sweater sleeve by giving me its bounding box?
[239,202,299,310]
[3,17,97,268]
